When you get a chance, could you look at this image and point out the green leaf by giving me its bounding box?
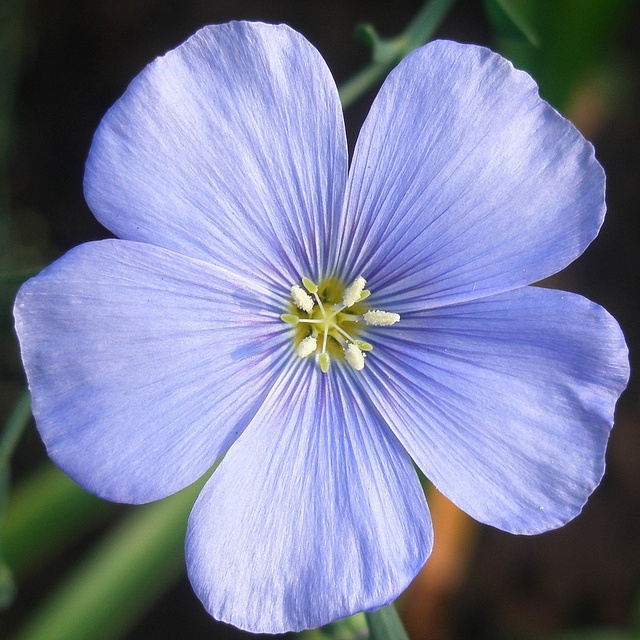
[485,0,540,46]
[365,604,409,640]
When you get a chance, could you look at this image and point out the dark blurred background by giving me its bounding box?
[1,1,639,639]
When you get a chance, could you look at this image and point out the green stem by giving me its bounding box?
[338,0,457,108]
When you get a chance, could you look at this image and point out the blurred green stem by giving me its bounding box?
[338,0,457,108]
[366,604,410,640]
[0,390,30,468]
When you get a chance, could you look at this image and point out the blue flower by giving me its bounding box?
[14,21,629,633]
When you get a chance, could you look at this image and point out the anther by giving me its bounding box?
[342,276,366,308]
[319,352,330,373]
[364,310,400,326]
[291,285,314,314]
[296,335,317,358]
[284,276,400,373]
[301,277,318,294]
[345,344,365,370]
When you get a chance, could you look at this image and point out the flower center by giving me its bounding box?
[281,276,400,373]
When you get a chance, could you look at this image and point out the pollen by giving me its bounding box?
[282,276,400,373]
[342,276,366,308]
[296,335,318,358]
[364,310,401,326]
[291,285,314,313]
[344,344,365,370]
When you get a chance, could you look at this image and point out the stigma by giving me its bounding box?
[281,276,400,373]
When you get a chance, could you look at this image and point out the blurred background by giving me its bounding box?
[1,1,639,639]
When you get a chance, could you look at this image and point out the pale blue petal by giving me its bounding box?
[84,22,347,285]
[14,240,289,503]
[186,361,431,633]
[361,287,628,533]
[340,40,605,310]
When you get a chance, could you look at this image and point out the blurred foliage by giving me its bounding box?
[2,461,115,580]
[484,0,539,47]
[0,0,25,278]
[0,0,27,614]
[0,0,25,169]
[0,465,16,606]
[0,390,31,607]
[489,0,633,112]
[12,475,204,640]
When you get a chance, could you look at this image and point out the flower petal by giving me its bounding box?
[340,40,605,309]
[186,361,431,633]
[361,287,628,534]
[84,22,347,284]
[14,240,289,503]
